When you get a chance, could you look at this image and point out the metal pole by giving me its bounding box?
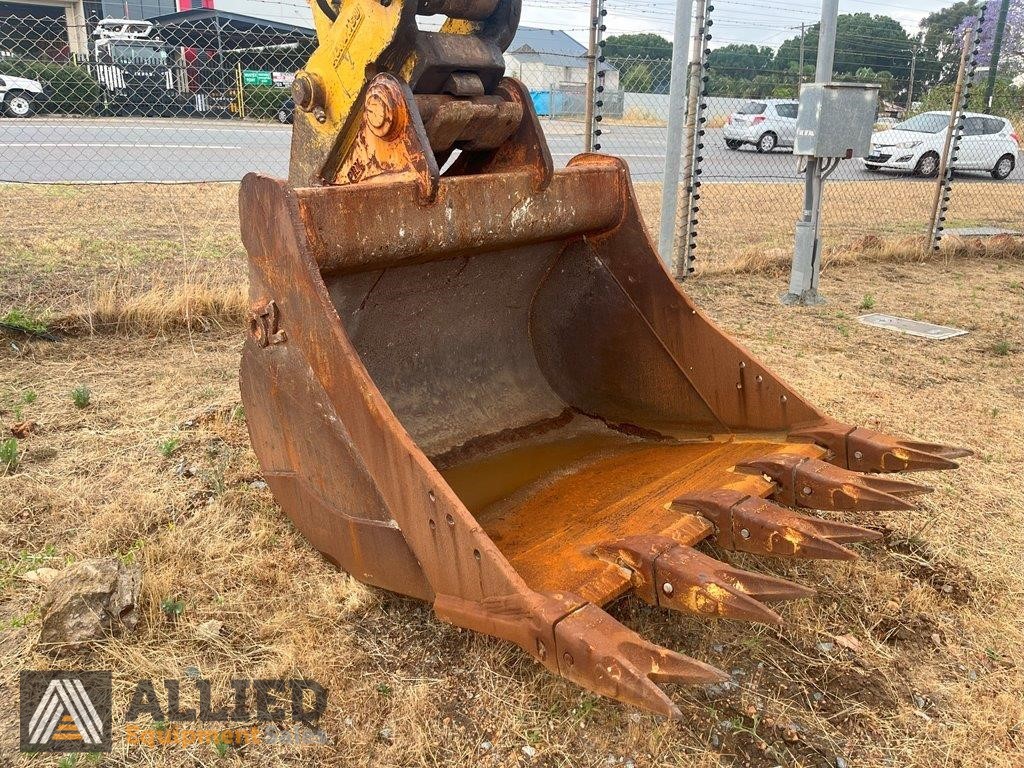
[657,0,695,264]
[983,0,1010,113]
[674,0,707,278]
[928,27,974,251]
[813,1,839,83]
[798,23,805,83]
[583,0,600,152]
[782,0,838,306]
[906,39,918,114]
[236,62,245,119]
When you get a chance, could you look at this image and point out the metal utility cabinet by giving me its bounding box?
[794,82,880,159]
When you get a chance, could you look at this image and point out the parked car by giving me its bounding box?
[864,111,1019,180]
[724,99,799,152]
[0,73,45,118]
[276,97,294,124]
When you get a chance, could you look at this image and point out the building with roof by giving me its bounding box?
[504,27,618,91]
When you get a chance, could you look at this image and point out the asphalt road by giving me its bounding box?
[1,117,1021,185]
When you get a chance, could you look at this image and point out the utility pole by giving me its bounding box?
[906,38,919,114]
[657,0,696,265]
[782,0,839,306]
[798,23,805,83]
[983,0,1011,113]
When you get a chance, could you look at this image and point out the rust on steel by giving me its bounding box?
[593,535,813,625]
[674,488,883,560]
[738,454,934,512]
[239,0,971,718]
[789,420,971,473]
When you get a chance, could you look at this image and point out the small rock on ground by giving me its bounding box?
[38,558,141,648]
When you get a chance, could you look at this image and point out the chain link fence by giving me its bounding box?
[0,14,313,182]
[0,7,1021,281]
[586,2,1022,272]
[942,2,1024,241]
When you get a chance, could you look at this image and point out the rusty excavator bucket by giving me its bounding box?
[238,0,969,717]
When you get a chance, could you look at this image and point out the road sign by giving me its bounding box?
[242,70,272,86]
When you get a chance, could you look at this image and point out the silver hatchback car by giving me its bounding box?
[724,99,799,152]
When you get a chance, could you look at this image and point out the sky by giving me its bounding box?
[580,0,948,48]
[213,0,952,50]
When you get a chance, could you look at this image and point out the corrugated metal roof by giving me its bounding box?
[507,26,616,72]
[508,27,587,58]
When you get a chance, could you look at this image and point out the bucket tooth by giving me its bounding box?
[553,603,728,719]
[790,422,971,473]
[738,454,932,512]
[674,490,880,560]
[594,535,811,625]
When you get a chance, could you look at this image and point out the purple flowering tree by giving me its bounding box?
[954,0,1024,72]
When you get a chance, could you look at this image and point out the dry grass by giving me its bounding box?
[76,278,249,335]
[0,184,243,319]
[633,179,1024,273]
[1,182,1023,767]
[606,108,668,128]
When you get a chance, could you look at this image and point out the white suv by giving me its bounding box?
[865,111,1019,180]
[724,99,799,152]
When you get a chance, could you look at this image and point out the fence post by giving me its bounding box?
[584,0,608,152]
[657,0,695,266]
[236,63,245,119]
[782,0,838,306]
[673,0,711,279]
[928,19,983,251]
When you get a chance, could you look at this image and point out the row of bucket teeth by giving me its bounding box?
[674,489,882,561]
[574,426,970,717]
[789,421,972,474]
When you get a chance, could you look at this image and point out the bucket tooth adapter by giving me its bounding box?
[238,0,970,717]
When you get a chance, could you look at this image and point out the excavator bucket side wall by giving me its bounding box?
[240,281,433,600]
[239,174,539,608]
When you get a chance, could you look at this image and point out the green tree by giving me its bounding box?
[603,34,672,94]
[706,44,776,80]
[835,67,897,101]
[602,33,672,62]
[621,62,654,93]
[920,77,1022,115]
[775,13,913,85]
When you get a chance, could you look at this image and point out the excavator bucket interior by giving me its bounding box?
[238,0,969,717]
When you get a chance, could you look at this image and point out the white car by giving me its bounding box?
[724,99,799,153]
[865,111,1019,180]
[0,73,44,118]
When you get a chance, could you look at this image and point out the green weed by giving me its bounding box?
[0,308,49,334]
[71,385,91,409]
[0,438,18,474]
